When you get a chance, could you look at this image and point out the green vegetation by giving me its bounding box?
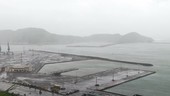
[0,91,19,96]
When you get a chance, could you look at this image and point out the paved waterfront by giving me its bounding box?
[0,81,62,96]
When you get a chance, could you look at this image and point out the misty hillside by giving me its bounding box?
[118,32,154,43]
[0,28,153,44]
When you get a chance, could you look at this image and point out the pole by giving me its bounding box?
[112,73,115,81]
[21,53,23,64]
[96,76,97,85]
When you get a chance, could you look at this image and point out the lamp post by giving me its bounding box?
[95,76,99,86]
[112,72,115,81]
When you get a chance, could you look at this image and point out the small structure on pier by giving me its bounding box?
[3,64,33,73]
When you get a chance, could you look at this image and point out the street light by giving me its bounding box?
[95,76,99,87]
[112,72,115,81]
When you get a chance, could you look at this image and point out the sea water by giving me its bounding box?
[1,43,170,96]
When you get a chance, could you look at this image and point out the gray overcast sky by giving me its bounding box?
[0,0,170,40]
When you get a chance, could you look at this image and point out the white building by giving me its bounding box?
[6,64,33,73]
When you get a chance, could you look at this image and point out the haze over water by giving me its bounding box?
[0,0,170,40]
[0,0,170,95]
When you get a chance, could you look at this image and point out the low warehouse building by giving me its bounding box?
[6,64,33,73]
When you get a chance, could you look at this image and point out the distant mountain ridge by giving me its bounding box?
[0,28,154,44]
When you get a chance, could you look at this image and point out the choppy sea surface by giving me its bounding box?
[2,43,170,96]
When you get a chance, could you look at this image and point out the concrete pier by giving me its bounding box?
[33,50,153,66]
[89,71,155,91]
[0,50,156,96]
